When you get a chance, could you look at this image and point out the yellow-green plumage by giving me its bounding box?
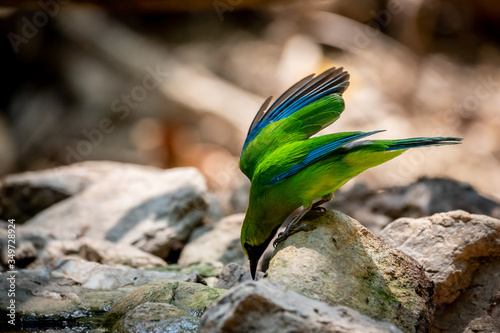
[239,67,461,279]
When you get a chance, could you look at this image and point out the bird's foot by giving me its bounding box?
[311,193,333,212]
[273,223,315,248]
[273,231,285,247]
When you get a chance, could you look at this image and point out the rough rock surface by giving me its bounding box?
[22,163,208,258]
[111,302,201,333]
[103,279,227,330]
[267,210,434,333]
[36,237,167,269]
[328,177,500,232]
[378,210,500,332]
[200,279,403,333]
[178,214,246,266]
[0,259,199,329]
[430,260,500,333]
[0,161,122,223]
[379,210,500,305]
[153,262,224,288]
[0,226,167,269]
[214,262,263,289]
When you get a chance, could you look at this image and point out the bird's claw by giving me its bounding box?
[273,223,315,248]
[273,232,286,248]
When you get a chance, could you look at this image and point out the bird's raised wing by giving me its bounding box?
[240,67,350,180]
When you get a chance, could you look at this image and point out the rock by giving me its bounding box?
[267,210,434,333]
[178,214,246,266]
[379,210,500,332]
[0,161,121,224]
[0,224,47,268]
[158,262,224,279]
[328,178,500,232]
[154,262,224,287]
[200,279,403,333]
[379,210,500,305]
[0,227,167,269]
[0,259,199,329]
[215,262,262,289]
[50,259,197,290]
[22,162,208,258]
[111,302,200,333]
[430,260,500,333]
[41,238,167,269]
[103,279,227,330]
[13,239,38,268]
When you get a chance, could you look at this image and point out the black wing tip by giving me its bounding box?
[429,137,464,146]
[247,66,351,135]
[442,137,463,142]
[320,67,350,95]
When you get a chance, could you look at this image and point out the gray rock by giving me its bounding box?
[215,262,262,289]
[379,210,500,306]
[430,260,500,333]
[156,262,224,279]
[39,238,167,269]
[1,226,167,270]
[111,302,201,333]
[0,224,47,268]
[328,178,500,232]
[178,214,246,266]
[0,259,198,328]
[267,210,434,333]
[49,259,195,290]
[103,279,227,330]
[22,163,208,258]
[0,161,121,224]
[152,262,223,287]
[200,279,402,333]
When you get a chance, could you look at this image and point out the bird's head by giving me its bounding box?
[241,216,281,280]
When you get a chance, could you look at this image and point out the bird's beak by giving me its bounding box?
[249,256,258,280]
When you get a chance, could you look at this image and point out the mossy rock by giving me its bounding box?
[268,210,434,333]
[102,279,226,329]
[111,302,200,333]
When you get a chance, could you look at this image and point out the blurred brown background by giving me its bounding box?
[1,0,499,201]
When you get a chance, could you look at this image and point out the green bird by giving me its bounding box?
[239,67,461,279]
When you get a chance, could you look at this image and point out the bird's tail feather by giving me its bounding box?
[384,137,463,151]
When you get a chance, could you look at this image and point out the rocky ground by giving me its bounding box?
[1,161,499,332]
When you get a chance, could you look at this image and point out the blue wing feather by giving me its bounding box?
[268,130,385,184]
[243,68,349,149]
